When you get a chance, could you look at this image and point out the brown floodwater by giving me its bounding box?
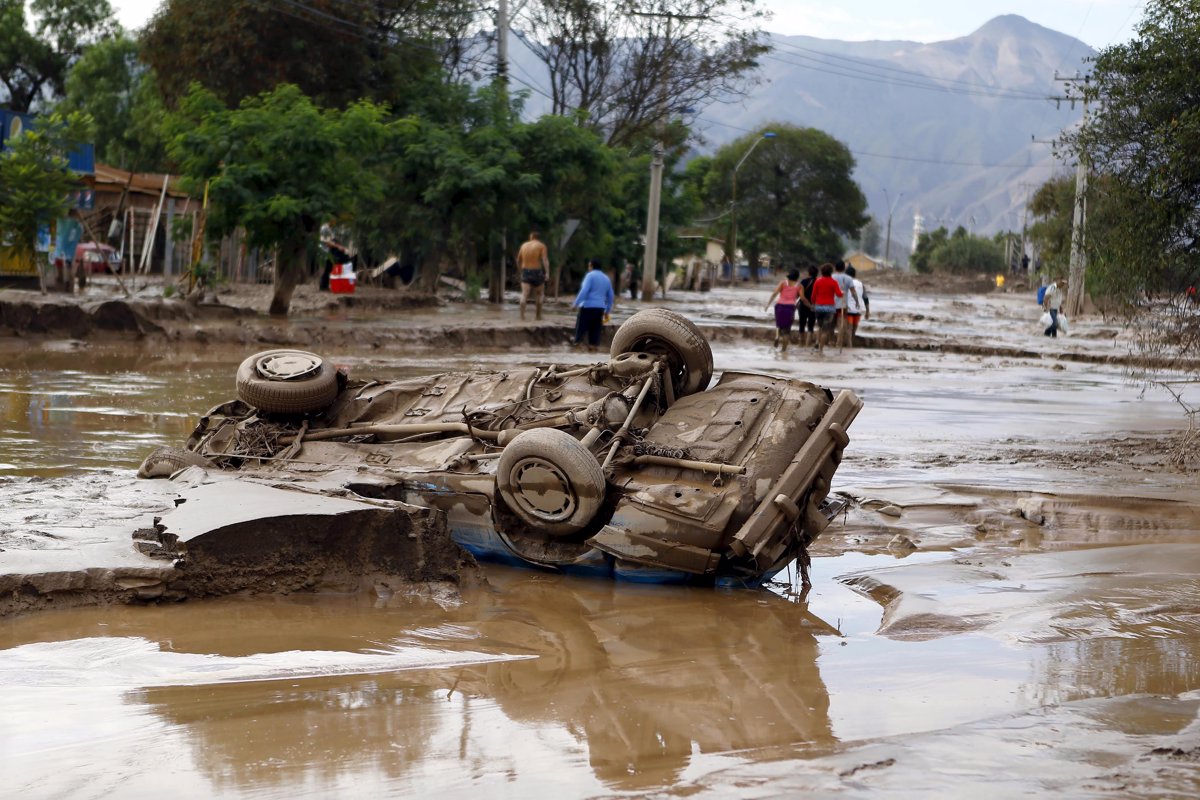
[2,310,1200,796]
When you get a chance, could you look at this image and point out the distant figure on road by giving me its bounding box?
[764,268,810,352]
[1043,278,1067,337]
[620,260,634,299]
[810,263,843,354]
[517,230,550,321]
[572,258,614,350]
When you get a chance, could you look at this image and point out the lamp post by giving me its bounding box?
[882,188,904,268]
[727,131,775,284]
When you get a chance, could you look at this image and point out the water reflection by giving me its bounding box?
[0,572,836,795]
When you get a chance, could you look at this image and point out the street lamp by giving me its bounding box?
[727,131,776,283]
[882,188,904,268]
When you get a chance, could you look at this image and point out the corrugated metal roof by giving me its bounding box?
[93,163,192,198]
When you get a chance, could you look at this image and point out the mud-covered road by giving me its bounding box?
[2,278,1199,797]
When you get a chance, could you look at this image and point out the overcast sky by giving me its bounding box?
[110,0,1144,49]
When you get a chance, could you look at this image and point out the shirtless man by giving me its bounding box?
[517,230,550,321]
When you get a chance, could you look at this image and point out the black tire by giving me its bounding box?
[235,349,339,414]
[137,446,213,479]
[496,428,606,537]
[609,308,713,397]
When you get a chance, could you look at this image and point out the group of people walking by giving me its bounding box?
[520,229,874,355]
[766,260,868,353]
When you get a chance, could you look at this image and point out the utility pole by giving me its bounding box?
[497,0,509,86]
[1052,73,1090,316]
[489,0,510,305]
[642,141,665,300]
[1018,181,1034,275]
[882,188,903,268]
[631,10,707,302]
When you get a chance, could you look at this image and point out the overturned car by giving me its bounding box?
[139,309,862,587]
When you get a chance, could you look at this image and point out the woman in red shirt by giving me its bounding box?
[809,263,843,353]
[764,268,811,351]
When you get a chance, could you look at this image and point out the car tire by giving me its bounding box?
[610,308,713,397]
[496,428,606,537]
[235,349,339,414]
[137,446,213,479]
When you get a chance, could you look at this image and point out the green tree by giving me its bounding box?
[166,84,391,316]
[0,110,92,261]
[703,124,867,269]
[140,0,478,112]
[911,226,949,273]
[351,87,618,297]
[1027,174,1075,279]
[0,0,116,112]
[1066,0,1200,302]
[926,225,1005,273]
[58,32,166,170]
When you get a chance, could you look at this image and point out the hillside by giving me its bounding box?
[713,15,1093,257]
[507,14,1092,262]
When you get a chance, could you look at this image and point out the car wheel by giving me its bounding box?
[496,428,606,537]
[609,308,713,397]
[235,349,339,414]
[137,446,213,479]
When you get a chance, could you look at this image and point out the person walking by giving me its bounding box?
[832,260,861,350]
[764,268,810,351]
[517,230,550,321]
[1042,278,1067,337]
[572,258,614,350]
[810,263,843,353]
[844,265,867,346]
[798,265,818,348]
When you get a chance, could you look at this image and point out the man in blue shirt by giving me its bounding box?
[572,258,615,350]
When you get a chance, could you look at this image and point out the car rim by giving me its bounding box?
[510,458,576,522]
[256,352,322,381]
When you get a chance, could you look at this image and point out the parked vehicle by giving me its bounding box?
[138,310,862,586]
[72,242,122,274]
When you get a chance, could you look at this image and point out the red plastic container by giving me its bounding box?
[329,263,356,294]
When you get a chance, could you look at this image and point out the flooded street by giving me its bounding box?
[2,284,1200,796]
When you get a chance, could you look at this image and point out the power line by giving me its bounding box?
[761,51,1049,101]
[696,115,1060,169]
[770,38,1046,98]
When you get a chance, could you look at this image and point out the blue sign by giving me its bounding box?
[0,110,95,175]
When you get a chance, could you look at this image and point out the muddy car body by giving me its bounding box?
[141,310,862,586]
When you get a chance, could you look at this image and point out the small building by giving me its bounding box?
[844,251,886,273]
[86,164,195,275]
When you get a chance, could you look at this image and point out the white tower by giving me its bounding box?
[911,211,925,253]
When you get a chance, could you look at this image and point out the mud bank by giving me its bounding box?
[0,471,477,619]
[2,290,1180,370]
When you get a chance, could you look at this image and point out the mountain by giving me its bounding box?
[506,15,1092,263]
[701,15,1093,259]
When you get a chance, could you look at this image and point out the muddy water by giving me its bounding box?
[3,319,1200,796]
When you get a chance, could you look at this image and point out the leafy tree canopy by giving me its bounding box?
[911,225,1004,274]
[166,83,392,315]
[58,31,166,170]
[1066,0,1200,301]
[0,0,116,112]
[140,0,483,112]
[702,123,867,267]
